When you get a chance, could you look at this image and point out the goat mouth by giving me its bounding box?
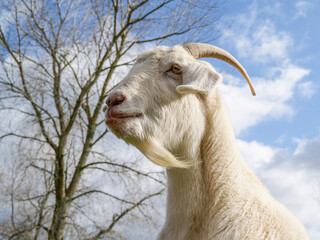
[105,111,142,124]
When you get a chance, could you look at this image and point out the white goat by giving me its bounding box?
[104,43,309,240]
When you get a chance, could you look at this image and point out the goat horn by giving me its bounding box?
[182,43,256,96]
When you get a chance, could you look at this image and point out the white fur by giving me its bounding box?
[105,45,309,239]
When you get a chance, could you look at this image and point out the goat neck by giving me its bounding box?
[160,91,262,240]
[201,91,262,199]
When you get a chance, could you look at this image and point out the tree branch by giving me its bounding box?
[70,190,135,205]
[83,160,165,186]
[87,189,165,240]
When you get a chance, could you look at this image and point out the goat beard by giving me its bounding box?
[134,138,191,169]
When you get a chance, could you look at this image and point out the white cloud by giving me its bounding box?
[217,3,312,135]
[235,21,292,64]
[297,81,317,98]
[220,6,293,65]
[295,1,313,18]
[220,64,310,135]
[238,137,320,239]
[237,139,275,169]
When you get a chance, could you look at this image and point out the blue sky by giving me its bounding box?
[209,0,320,238]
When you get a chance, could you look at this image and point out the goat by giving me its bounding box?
[104,43,309,240]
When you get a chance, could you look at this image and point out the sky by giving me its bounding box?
[209,0,320,238]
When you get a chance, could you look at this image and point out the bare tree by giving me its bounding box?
[0,0,220,239]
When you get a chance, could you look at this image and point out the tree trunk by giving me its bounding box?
[48,139,68,240]
[48,201,69,240]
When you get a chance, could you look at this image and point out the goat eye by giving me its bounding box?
[169,65,181,75]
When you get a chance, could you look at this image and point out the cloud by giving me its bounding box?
[295,1,313,18]
[217,3,312,136]
[297,81,317,98]
[238,137,320,239]
[220,6,292,65]
[235,21,292,64]
[237,139,275,169]
[293,137,320,169]
[220,64,310,135]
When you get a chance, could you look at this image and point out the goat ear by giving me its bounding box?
[176,62,222,95]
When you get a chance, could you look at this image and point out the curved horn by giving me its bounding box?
[182,43,256,96]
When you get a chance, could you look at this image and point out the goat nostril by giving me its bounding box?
[107,94,126,107]
[114,95,125,106]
